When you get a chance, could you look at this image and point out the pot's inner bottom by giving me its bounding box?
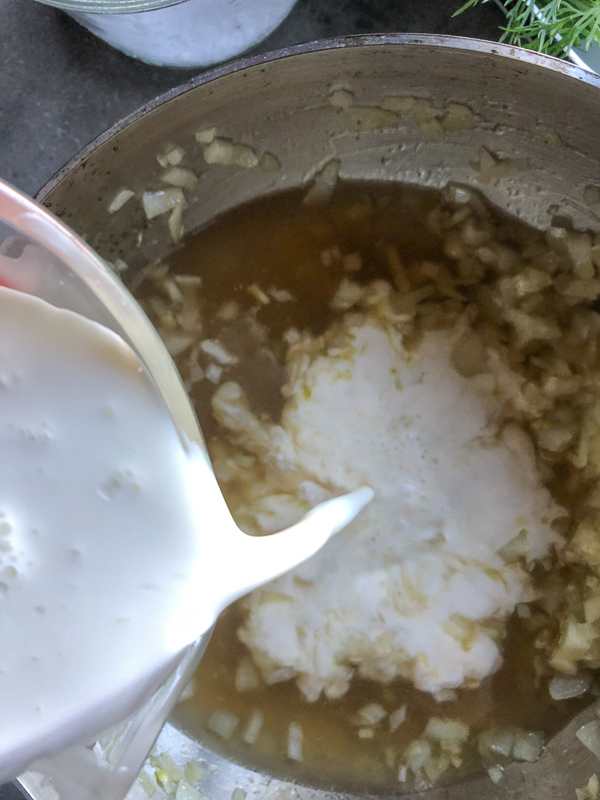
[132,182,597,793]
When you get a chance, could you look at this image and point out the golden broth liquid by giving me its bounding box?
[137,185,589,792]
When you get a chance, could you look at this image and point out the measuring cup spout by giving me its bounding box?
[216,485,374,608]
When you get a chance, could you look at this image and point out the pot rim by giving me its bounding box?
[35,32,600,204]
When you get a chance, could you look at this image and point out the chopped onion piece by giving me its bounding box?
[138,770,157,797]
[161,167,198,189]
[195,128,217,145]
[358,727,375,739]
[205,363,223,384]
[331,278,364,310]
[235,657,261,692]
[155,770,176,796]
[247,284,270,305]
[269,288,295,303]
[108,188,134,214]
[488,766,504,784]
[200,339,238,366]
[576,774,600,800]
[143,188,185,220]
[175,781,202,800]
[231,789,246,800]
[231,144,259,169]
[425,718,469,749]
[512,730,544,762]
[577,721,600,759]
[303,158,341,206]
[157,146,185,168]
[259,152,281,173]
[150,752,182,783]
[183,762,205,785]
[216,301,240,321]
[403,739,432,772]
[434,689,458,703]
[356,703,387,726]
[203,139,234,165]
[287,722,303,762]
[549,673,592,700]
[169,205,184,244]
[243,710,264,744]
[389,705,407,733]
[478,728,514,759]
[207,711,239,740]
[328,88,354,108]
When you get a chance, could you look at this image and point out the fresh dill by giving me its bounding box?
[455,0,600,56]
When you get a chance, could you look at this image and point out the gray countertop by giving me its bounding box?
[0,0,502,798]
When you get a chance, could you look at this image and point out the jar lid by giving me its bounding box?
[35,0,185,12]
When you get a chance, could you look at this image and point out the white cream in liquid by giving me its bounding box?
[0,287,242,780]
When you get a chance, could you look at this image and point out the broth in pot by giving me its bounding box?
[132,182,600,793]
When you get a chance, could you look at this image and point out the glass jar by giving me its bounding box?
[34,0,298,67]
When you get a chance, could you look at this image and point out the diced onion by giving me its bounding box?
[488,765,504,784]
[269,288,295,303]
[287,722,303,762]
[231,789,246,800]
[328,88,354,109]
[184,762,205,785]
[247,284,270,305]
[195,128,216,145]
[108,188,134,214]
[207,711,240,740]
[175,781,202,800]
[205,364,223,384]
[142,188,185,220]
[150,752,182,783]
[137,770,157,797]
[155,770,176,796]
[235,657,260,692]
[200,339,238,366]
[358,727,375,739]
[243,710,264,744]
[549,673,592,700]
[511,730,544,762]
[478,728,514,759]
[303,158,341,206]
[161,167,198,189]
[259,152,281,173]
[203,139,234,165]
[169,205,184,244]
[576,774,600,800]
[157,146,185,168]
[577,721,600,759]
[355,703,387,726]
[389,705,407,733]
[403,739,432,772]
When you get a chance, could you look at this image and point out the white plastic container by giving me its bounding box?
[35,0,298,67]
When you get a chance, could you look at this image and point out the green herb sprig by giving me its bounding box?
[455,0,600,56]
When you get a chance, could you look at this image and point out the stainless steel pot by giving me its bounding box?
[34,34,600,800]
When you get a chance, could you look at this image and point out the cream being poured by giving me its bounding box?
[0,287,371,781]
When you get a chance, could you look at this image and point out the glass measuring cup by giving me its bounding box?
[0,179,371,800]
